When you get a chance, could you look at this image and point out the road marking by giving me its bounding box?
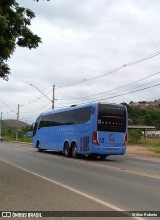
[3,144,160,180]
[52,154,160,180]
[2,142,160,180]
[86,163,160,180]
[33,151,160,180]
[1,159,145,220]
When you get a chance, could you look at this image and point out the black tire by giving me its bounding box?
[64,142,71,157]
[72,143,79,159]
[99,155,109,160]
[87,154,98,160]
[37,142,43,152]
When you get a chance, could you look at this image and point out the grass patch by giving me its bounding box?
[17,137,32,143]
[152,147,160,154]
[128,137,160,154]
[3,137,32,143]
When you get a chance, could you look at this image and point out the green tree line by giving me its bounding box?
[122,103,160,130]
[1,121,30,138]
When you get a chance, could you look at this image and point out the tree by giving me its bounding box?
[0,0,43,80]
[18,125,31,138]
[128,103,160,129]
[144,114,153,126]
[128,129,143,144]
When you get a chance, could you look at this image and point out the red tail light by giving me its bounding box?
[123,133,128,146]
[92,131,99,146]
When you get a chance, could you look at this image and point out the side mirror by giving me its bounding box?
[30,123,35,131]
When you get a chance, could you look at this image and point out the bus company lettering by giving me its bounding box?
[58,126,74,132]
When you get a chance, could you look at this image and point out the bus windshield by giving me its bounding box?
[98,104,126,132]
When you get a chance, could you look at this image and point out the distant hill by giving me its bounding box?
[130,99,160,109]
[3,119,29,129]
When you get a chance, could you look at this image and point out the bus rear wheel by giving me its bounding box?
[72,143,79,159]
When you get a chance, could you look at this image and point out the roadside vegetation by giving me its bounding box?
[4,136,32,143]
[123,103,160,155]
[128,129,160,154]
[1,121,32,143]
[122,102,160,130]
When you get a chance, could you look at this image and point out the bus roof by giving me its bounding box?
[39,102,125,117]
[40,102,97,116]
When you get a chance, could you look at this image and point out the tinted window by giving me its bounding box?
[98,104,126,132]
[39,106,93,128]
[33,116,41,135]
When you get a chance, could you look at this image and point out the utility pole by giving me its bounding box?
[52,84,55,109]
[16,104,20,141]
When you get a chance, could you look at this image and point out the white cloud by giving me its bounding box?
[0,0,160,123]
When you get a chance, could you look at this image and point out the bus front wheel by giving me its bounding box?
[64,142,71,157]
[37,142,43,152]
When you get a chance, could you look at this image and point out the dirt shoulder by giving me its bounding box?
[127,145,160,157]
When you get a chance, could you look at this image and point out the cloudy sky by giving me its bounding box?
[0,0,160,124]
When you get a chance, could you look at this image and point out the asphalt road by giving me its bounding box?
[0,142,160,219]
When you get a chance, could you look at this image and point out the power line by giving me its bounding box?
[56,83,160,108]
[57,50,160,88]
[21,87,53,107]
[2,50,160,121]
[20,102,51,114]
[16,50,160,108]
[0,101,17,114]
[19,83,160,121]
[100,83,160,102]
[57,71,160,101]
[89,84,160,103]
[20,108,52,121]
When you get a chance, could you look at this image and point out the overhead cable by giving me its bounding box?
[58,71,160,101]
[57,50,160,88]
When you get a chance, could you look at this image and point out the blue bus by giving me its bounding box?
[32,102,128,159]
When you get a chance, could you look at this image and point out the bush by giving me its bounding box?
[128,129,143,144]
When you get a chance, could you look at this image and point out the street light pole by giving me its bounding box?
[30,84,55,109]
